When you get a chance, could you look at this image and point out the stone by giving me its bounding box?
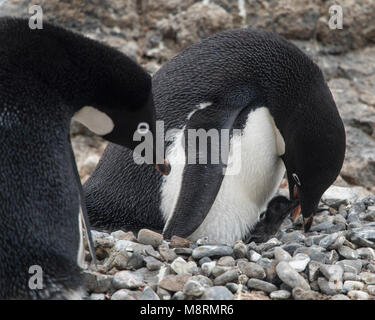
[170,257,198,275]
[366,285,375,295]
[343,280,365,292]
[141,286,160,300]
[331,294,350,300]
[317,277,343,295]
[111,289,139,300]
[183,280,205,297]
[360,272,375,284]
[91,230,115,248]
[233,241,247,259]
[213,269,240,286]
[239,262,266,280]
[320,264,344,282]
[357,247,375,260]
[159,275,191,292]
[201,261,216,277]
[217,256,236,267]
[89,293,105,300]
[169,235,191,248]
[159,244,177,262]
[308,261,322,282]
[292,288,323,300]
[338,246,359,260]
[288,253,310,272]
[199,286,234,300]
[248,250,261,262]
[336,260,363,274]
[226,283,239,294]
[112,271,144,290]
[280,231,305,243]
[270,290,291,300]
[157,287,172,300]
[274,247,292,262]
[347,290,371,300]
[247,279,278,294]
[85,272,113,294]
[174,248,193,256]
[321,186,359,208]
[144,256,163,271]
[276,261,310,290]
[192,245,233,260]
[111,230,136,241]
[343,273,361,281]
[171,291,185,300]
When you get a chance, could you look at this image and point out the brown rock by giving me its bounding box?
[170,235,191,248]
[159,274,191,292]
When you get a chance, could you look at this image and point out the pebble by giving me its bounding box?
[144,256,163,271]
[336,259,362,274]
[233,241,247,259]
[356,247,375,260]
[201,261,216,277]
[89,293,106,300]
[292,287,323,300]
[320,264,344,282]
[159,244,177,262]
[317,277,343,295]
[366,285,375,295]
[159,274,191,292]
[86,272,113,293]
[141,286,160,300]
[343,272,361,281]
[343,280,364,292]
[274,247,292,261]
[112,271,144,290]
[359,271,375,284]
[347,290,371,300]
[217,256,236,267]
[288,253,310,272]
[247,279,278,293]
[111,289,139,300]
[331,294,350,300]
[270,290,291,300]
[199,286,234,300]
[338,246,359,260]
[169,235,191,248]
[308,261,322,282]
[239,262,266,280]
[213,269,240,286]
[248,250,261,262]
[171,257,198,275]
[276,261,310,291]
[192,245,233,260]
[183,280,205,297]
[280,232,305,244]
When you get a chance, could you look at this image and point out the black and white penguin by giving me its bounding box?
[85,28,346,245]
[0,18,163,299]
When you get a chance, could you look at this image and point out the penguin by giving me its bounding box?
[0,17,166,299]
[84,27,346,245]
[244,196,299,244]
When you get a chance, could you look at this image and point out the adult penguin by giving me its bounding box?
[84,28,346,245]
[0,17,167,299]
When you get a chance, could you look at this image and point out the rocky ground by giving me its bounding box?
[1,0,374,300]
[84,188,375,300]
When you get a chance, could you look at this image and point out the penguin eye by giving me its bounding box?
[292,173,301,186]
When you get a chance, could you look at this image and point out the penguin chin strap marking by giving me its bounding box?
[73,106,114,136]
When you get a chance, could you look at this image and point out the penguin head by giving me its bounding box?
[281,82,346,232]
[72,61,170,175]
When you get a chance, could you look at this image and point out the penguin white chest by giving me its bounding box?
[160,107,286,245]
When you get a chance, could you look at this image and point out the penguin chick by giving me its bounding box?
[244,196,299,244]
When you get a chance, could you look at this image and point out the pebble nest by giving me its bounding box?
[84,191,375,300]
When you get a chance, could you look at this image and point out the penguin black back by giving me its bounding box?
[0,17,157,299]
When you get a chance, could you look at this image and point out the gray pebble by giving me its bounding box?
[144,256,163,271]
[331,294,350,300]
[317,277,343,295]
[199,286,234,300]
[356,247,375,260]
[192,245,233,260]
[141,286,160,300]
[320,264,344,281]
[88,293,106,300]
[198,256,211,266]
[213,269,240,286]
[292,287,323,300]
[159,244,177,262]
[281,231,305,244]
[270,290,291,300]
[359,271,375,284]
[276,261,310,290]
[366,285,375,295]
[171,291,185,300]
[289,253,310,272]
[343,272,361,281]
[112,271,144,290]
[86,272,113,294]
[111,289,139,300]
[343,280,364,292]
[274,247,292,262]
[308,261,322,282]
[226,283,239,294]
[217,256,236,267]
[183,280,205,297]
[248,250,261,262]
[336,259,362,274]
[239,262,266,280]
[247,278,278,293]
[201,261,216,277]
[347,290,371,300]
[233,241,247,259]
[338,246,359,260]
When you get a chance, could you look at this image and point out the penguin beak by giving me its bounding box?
[155,159,171,176]
[291,184,301,221]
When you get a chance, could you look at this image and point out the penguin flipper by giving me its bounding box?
[163,103,245,239]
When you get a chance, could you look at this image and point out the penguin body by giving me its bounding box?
[0,18,157,299]
[85,28,345,245]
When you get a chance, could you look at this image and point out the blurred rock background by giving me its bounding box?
[1,0,374,190]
